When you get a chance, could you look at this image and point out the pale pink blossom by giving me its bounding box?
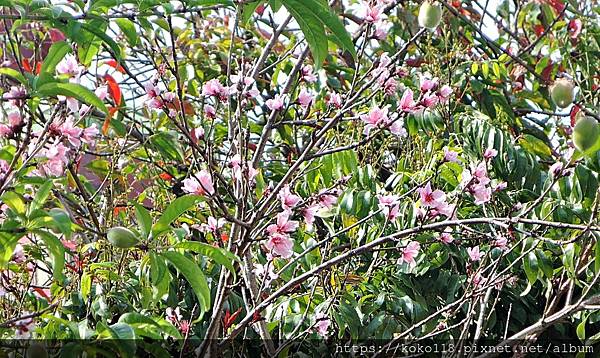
[467,246,483,262]
[318,190,338,209]
[444,149,459,163]
[13,316,35,339]
[421,92,439,108]
[191,127,205,143]
[95,86,108,101]
[4,86,26,106]
[494,182,507,192]
[420,76,439,92]
[473,162,488,179]
[204,104,216,119]
[417,182,446,208]
[266,211,299,235]
[82,124,99,145]
[264,233,294,258]
[301,65,318,83]
[230,154,258,182]
[302,204,320,230]
[400,241,420,266]
[0,159,9,174]
[61,240,77,251]
[182,170,215,196]
[56,54,83,77]
[7,112,21,127]
[377,194,400,209]
[437,85,453,101]
[399,88,417,113]
[328,92,342,108]
[483,148,498,159]
[385,204,401,220]
[202,79,228,100]
[382,78,398,96]
[568,19,582,39]
[266,94,285,111]
[201,216,226,233]
[58,117,83,147]
[278,184,301,209]
[0,124,12,137]
[314,313,331,337]
[360,106,389,135]
[439,230,454,244]
[297,88,315,108]
[550,162,564,177]
[361,2,385,23]
[494,237,508,250]
[472,184,491,205]
[12,244,26,263]
[144,81,160,98]
[254,262,279,285]
[374,20,392,40]
[434,202,456,218]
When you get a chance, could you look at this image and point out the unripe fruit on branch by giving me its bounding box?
[550,78,575,108]
[573,115,599,153]
[418,1,442,30]
[107,227,139,249]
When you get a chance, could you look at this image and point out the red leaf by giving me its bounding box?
[251,310,262,323]
[165,99,195,116]
[104,74,122,106]
[222,308,242,330]
[113,206,127,215]
[48,29,66,42]
[103,59,126,74]
[32,287,51,301]
[570,105,581,127]
[159,172,173,181]
[546,0,565,15]
[102,106,119,135]
[35,63,42,75]
[21,58,32,73]
[220,232,229,243]
[540,63,554,83]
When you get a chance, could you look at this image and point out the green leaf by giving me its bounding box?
[0,232,22,268]
[80,21,123,62]
[134,203,152,239]
[115,18,138,46]
[174,241,239,274]
[149,132,185,162]
[241,1,263,24]
[151,195,203,236]
[281,1,327,66]
[1,191,26,215]
[40,41,71,75]
[523,252,538,284]
[27,180,53,216]
[0,67,27,84]
[37,82,108,113]
[161,251,211,313]
[283,0,355,58]
[48,208,73,238]
[34,230,66,283]
[81,271,92,301]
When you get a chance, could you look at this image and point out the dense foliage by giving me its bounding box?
[0,0,600,356]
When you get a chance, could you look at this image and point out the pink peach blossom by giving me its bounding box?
[278,184,301,209]
[182,170,215,196]
[264,233,294,258]
[400,241,420,266]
